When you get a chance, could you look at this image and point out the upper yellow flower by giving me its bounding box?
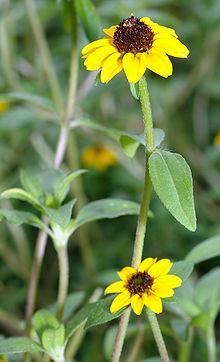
[105,257,182,315]
[81,144,117,171]
[82,15,189,83]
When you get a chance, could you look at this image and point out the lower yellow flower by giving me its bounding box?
[0,101,9,113]
[81,144,117,171]
[213,131,220,147]
[82,15,189,83]
[105,258,182,315]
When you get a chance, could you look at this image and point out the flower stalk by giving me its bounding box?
[56,245,69,321]
[111,77,168,362]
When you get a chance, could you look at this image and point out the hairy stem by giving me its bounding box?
[147,310,170,362]
[56,246,69,321]
[111,76,153,362]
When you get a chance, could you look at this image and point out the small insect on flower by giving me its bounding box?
[82,15,189,83]
[105,257,182,315]
[81,144,117,171]
[0,101,9,113]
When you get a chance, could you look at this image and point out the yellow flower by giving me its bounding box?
[105,257,182,315]
[213,131,220,147]
[81,144,117,171]
[82,15,189,83]
[0,101,9,113]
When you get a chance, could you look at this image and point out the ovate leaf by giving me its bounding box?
[42,325,65,351]
[55,170,87,203]
[33,310,59,340]
[171,261,194,281]
[20,169,44,199]
[75,0,101,41]
[1,188,42,210]
[186,235,220,264]
[44,200,76,228]
[149,150,196,231]
[0,338,43,354]
[73,198,139,230]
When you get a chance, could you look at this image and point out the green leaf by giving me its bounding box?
[42,324,65,351]
[65,297,124,341]
[194,268,220,312]
[0,337,43,354]
[129,83,140,100]
[54,169,87,203]
[0,92,54,112]
[0,107,43,130]
[185,235,220,264]
[119,129,165,158]
[149,150,196,231]
[45,200,76,228]
[171,261,194,281]
[75,0,101,41]
[1,188,42,210]
[33,310,60,340]
[175,281,201,317]
[73,198,139,230]
[20,169,44,199]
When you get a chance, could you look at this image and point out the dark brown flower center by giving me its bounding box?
[127,271,153,295]
[113,16,154,55]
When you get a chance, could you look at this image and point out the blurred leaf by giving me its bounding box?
[75,0,101,41]
[49,291,85,321]
[119,135,140,158]
[73,198,139,230]
[45,200,76,228]
[1,188,42,210]
[194,268,220,312]
[171,261,194,281]
[65,297,124,341]
[0,107,43,130]
[0,92,54,112]
[185,235,220,264]
[33,310,59,340]
[191,312,212,331]
[0,338,43,354]
[175,282,201,317]
[54,169,87,204]
[149,150,196,231]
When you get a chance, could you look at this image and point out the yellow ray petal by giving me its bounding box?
[143,293,163,314]
[131,294,144,315]
[151,286,174,298]
[110,291,131,313]
[104,281,125,295]
[84,45,117,71]
[138,258,157,273]
[82,38,112,56]
[144,49,173,78]
[118,266,136,281]
[101,53,123,83]
[103,25,118,38]
[123,53,147,83]
[140,17,177,38]
[153,36,189,58]
[148,259,173,278]
[153,275,182,288]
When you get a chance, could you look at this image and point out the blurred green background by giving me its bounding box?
[0,0,220,361]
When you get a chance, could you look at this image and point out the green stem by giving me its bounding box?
[111,76,154,362]
[56,246,69,321]
[207,324,216,362]
[178,326,194,362]
[24,0,63,111]
[147,309,170,362]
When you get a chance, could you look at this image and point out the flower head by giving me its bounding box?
[81,144,117,171]
[105,257,182,315]
[0,101,9,113]
[82,15,189,83]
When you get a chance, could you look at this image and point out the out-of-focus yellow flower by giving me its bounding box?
[105,257,182,315]
[82,15,189,83]
[81,145,117,171]
[213,131,220,147]
[0,101,9,113]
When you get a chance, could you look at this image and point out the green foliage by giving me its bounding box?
[0,338,43,354]
[149,150,196,231]
[75,0,101,41]
[186,235,220,264]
